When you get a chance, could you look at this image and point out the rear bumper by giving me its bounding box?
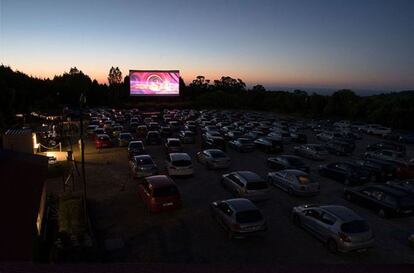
[338,238,375,253]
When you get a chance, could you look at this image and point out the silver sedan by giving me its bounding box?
[267,169,320,196]
[196,149,231,169]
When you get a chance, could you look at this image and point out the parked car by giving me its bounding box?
[291,204,375,253]
[196,149,231,169]
[325,140,354,156]
[268,170,319,196]
[366,142,406,157]
[210,198,267,239]
[318,162,370,186]
[136,125,148,138]
[364,149,402,161]
[354,158,396,182]
[138,175,181,212]
[225,130,243,141]
[164,138,183,153]
[399,133,414,144]
[166,153,194,176]
[95,134,113,149]
[386,179,414,195]
[267,155,310,173]
[160,126,173,137]
[290,132,308,143]
[145,131,162,145]
[344,184,414,218]
[202,135,227,151]
[254,137,284,154]
[129,154,158,178]
[294,144,328,160]
[221,171,270,201]
[127,140,146,158]
[118,132,133,147]
[367,126,392,136]
[228,138,255,152]
[179,130,196,144]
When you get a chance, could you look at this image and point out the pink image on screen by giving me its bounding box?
[130,71,179,96]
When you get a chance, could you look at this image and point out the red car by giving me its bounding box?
[95,134,113,149]
[138,175,181,212]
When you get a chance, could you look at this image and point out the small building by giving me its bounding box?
[0,149,48,261]
[2,128,37,154]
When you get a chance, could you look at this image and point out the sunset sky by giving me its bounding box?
[1,0,413,92]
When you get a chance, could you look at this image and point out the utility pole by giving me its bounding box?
[79,93,87,221]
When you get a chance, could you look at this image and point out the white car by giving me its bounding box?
[166,153,194,176]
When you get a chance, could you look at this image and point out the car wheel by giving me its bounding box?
[327,238,338,254]
[292,214,301,226]
[378,209,387,218]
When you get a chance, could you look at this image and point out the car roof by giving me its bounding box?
[320,205,362,222]
[283,169,308,175]
[236,171,262,181]
[170,153,191,160]
[365,184,410,197]
[278,155,301,160]
[134,154,152,160]
[225,198,258,211]
[145,175,175,187]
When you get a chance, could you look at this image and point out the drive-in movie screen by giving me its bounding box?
[129,70,180,96]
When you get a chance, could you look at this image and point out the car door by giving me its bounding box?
[302,209,322,235]
[216,202,233,228]
[316,212,337,241]
[272,171,285,188]
[282,171,294,190]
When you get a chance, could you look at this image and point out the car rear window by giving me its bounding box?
[152,185,179,197]
[298,176,316,184]
[210,151,226,158]
[236,210,263,223]
[168,140,181,146]
[129,143,143,149]
[341,220,370,233]
[172,159,192,167]
[137,158,153,165]
[246,181,268,190]
[239,139,253,144]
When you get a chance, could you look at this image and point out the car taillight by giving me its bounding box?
[338,232,351,242]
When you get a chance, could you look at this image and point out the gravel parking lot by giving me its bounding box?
[80,126,414,263]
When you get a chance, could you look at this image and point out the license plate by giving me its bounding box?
[163,202,173,207]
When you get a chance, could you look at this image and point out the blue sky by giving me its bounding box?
[1,0,413,92]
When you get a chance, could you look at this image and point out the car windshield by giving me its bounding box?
[152,185,179,197]
[210,150,226,158]
[120,134,131,140]
[172,159,191,167]
[129,143,143,149]
[246,181,268,190]
[341,220,370,233]
[236,210,263,223]
[239,139,252,144]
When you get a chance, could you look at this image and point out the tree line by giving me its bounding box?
[1,65,414,132]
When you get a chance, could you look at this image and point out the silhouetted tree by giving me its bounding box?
[251,85,266,92]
